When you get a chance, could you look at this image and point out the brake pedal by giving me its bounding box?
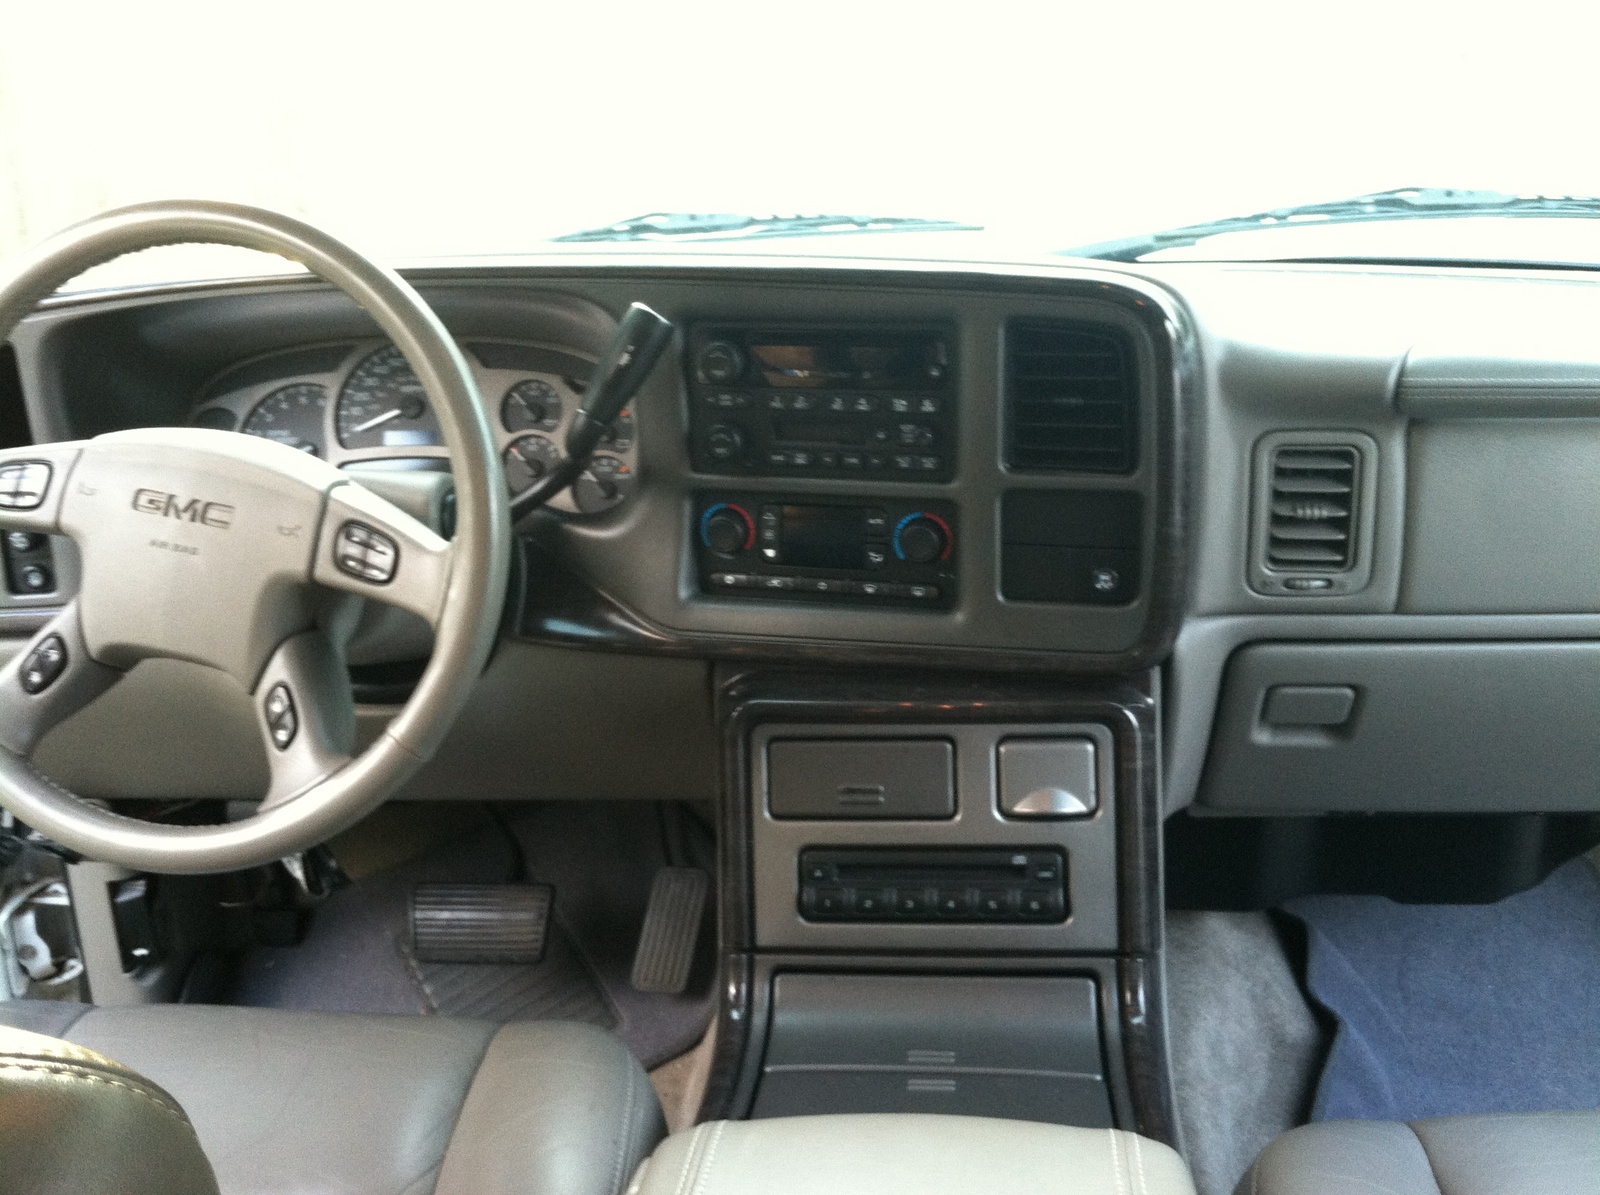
[410,883,552,964]
[631,867,709,994]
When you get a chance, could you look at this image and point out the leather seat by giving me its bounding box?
[0,1001,665,1195]
[627,1113,1197,1195]
[1237,1110,1600,1195]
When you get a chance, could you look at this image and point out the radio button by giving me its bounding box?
[819,451,840,469]
[853,889,890,917]
[792,394,818,412]
[705,424,746,464]
[808,887,849,917]
[841,452,865,470]
[851,396,879,414]
[917,396,942,414]
[936,889,973,916]
[892,454,917,471]
[767,393,788,410]
[896,889,933,916]
[889,397,912,414]
[766,450,789,468]
[866,451,888,469]
[698,341,745,384]
[789,450,813,467]
[977,889,1013,918]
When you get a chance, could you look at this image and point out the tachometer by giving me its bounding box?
[242,383,327,456]
[336,345,442,451]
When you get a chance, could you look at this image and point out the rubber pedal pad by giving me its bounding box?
[410,883,552,965]
[630,867,710,995]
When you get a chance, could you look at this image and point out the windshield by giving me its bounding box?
[5,0,1599,285]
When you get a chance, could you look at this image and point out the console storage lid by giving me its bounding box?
[627,1114,1195,1195]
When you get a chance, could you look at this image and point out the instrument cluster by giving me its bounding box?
[187,340,639,516]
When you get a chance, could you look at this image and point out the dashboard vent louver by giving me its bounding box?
[1004,322,1137,474]
[1265,445,1359,570]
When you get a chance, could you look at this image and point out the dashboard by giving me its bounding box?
[8,254,1600,819]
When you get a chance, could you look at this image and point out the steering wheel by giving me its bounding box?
[0,201,509,873]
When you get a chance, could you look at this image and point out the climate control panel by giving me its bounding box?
[694,493,957,608]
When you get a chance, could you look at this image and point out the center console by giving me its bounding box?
[698,669,1173,1146]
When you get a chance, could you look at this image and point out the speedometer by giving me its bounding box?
[336,345,443,451]
[242,383,327,456]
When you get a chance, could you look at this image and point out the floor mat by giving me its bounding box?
[226,803,715,1068]
[1285,854,1600,1123]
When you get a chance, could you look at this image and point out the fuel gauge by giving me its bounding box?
[573,454,636,513]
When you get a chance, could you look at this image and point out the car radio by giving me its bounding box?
[695,493,957,607]
[687,325,956,481]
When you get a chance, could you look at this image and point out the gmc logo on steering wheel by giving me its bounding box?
[131,488,236,529]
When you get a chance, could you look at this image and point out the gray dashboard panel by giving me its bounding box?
[1403,419,1600,613]
[1196,639,1600,813]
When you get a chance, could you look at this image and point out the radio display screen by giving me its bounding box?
[750,336,940,390]
[780,504,866,569]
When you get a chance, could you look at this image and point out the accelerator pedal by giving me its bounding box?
[630,867,709,994]
[410,883,552,965]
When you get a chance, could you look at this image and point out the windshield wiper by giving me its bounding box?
[553,212,981,243]
[1063,188,1600,261]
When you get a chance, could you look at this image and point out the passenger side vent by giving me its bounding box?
[1251,432,1376,597]
[1003,322,1138,474]
[1266,446,1358,569]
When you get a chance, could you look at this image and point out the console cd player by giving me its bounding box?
[687,325,956,481]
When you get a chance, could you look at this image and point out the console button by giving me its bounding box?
[704,424,745,464]
[840,452,865,470]
[758,575,796,591]
[1019,889,1064,920]
[856,581,888,598]
[18,634,67,694]
[863,544,889,569]
[808,887,849,917]
[853,888,890,917]
[801,577,849,595]
[709,572,755,589]
[906,584,940,602]
[863,510,890,536]
[936,889,973,916]
[977,889,1013,918]
[896,889,933,916]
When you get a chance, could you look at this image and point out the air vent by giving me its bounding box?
[1266,446,1358,569]
[1004,322,1137,474]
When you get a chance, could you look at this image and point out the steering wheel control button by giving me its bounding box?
[264,683,298,750]
[19,635,67,694]
[0,462,51,510]
[335,521,398,584]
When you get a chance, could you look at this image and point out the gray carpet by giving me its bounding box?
[1164,911,1327,1195]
